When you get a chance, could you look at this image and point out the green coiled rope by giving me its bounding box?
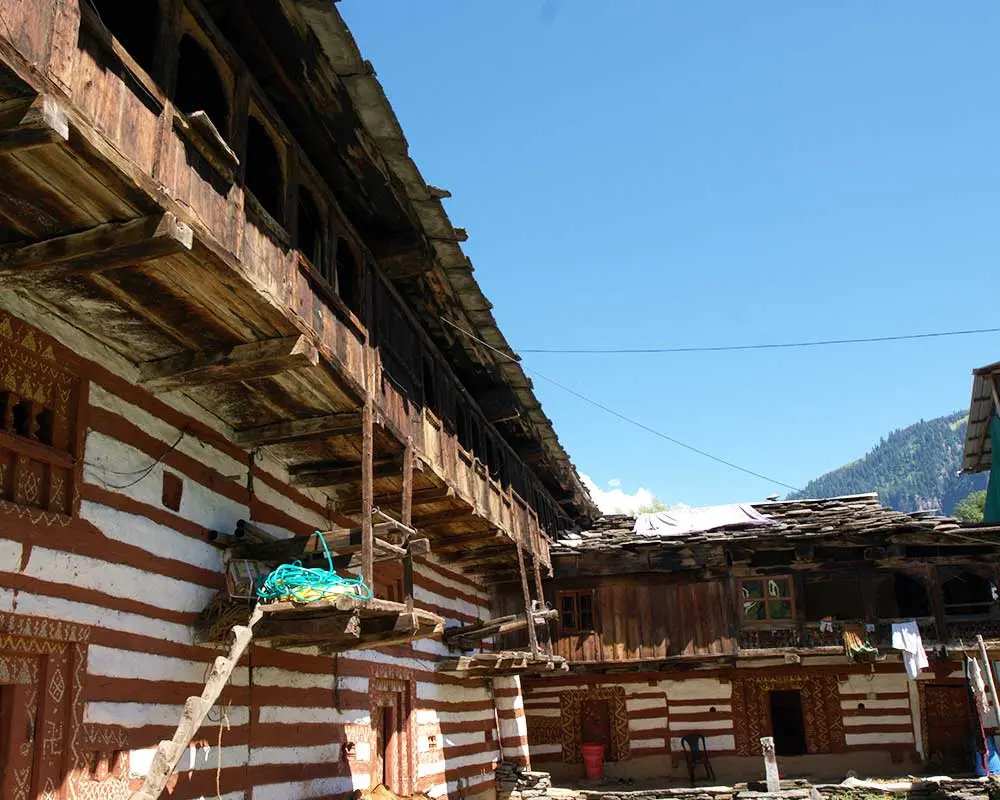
[256,531,371,604]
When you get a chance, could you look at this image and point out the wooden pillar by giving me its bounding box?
[401,438,414,610]
[516,541,538,658]
[361,400,374,593]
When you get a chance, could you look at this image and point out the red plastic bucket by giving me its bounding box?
[581,743,605,780]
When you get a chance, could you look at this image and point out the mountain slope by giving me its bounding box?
[788,412,987,515]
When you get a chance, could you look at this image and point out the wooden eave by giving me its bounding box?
[963,362,1000,473]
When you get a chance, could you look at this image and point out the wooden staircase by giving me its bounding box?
[129,605,263,800]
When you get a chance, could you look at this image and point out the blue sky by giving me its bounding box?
[340,1,1000,510]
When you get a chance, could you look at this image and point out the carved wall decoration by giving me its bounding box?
[731,673,845,756]
[0,611,93,800]
[559,685,630,763]
[526,719,562,745]
[0,311,83,518]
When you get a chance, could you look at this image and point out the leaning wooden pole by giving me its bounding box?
[977,634,1000,725]
[516,540,539,658]
[361,400,374,592]
[130,605,263,800]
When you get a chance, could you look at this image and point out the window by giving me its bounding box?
[175,35,230,140]
[741,577,794,624]
[803,574,863,621]
[335,237,361,316]
[245,115,284,222]
[87,0,159,75]
[296,186,325,270]
[559,590,595,633]
[942,572,994,617]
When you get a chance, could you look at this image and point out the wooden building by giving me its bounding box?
[506,495,1000,784]
[0,2,595,799]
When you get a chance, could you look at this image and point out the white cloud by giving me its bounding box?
[581,474,657,516]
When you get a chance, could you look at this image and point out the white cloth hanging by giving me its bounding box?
[891,621,929,680]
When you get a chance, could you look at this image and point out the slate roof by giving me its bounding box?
[552,493,1000,555]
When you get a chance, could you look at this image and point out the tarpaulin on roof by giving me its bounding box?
[986,414,1000,524]
[633,504,776,537]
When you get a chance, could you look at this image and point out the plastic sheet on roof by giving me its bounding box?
[633,504,777,537]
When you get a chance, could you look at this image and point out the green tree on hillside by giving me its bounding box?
[954,490,987,523]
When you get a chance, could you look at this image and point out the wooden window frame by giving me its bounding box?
[739,576,795,626]
[559,589,596,634]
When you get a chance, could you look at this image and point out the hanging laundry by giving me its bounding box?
[891,621,929,680]
[968,657,999,728]
[819,617,834,634]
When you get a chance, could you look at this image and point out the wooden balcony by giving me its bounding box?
[0,5,558,576]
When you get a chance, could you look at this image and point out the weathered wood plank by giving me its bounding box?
[337,485,454,515]
[0,213,192,291]
[289,457,402,488]
[0,95,69,154]
[232,412,361,447]
[137,335,319,393]
[361,400,374,588]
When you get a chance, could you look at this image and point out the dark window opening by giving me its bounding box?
[335,237,361,315]
[803,574,863,621]
[456,406,472,451]
[559,590,596,633]
[894,573,931,618]
[245,116,283,222]
[87,0,159,75]
[422,356,437,414]
[749,549,795,567]
[35,408,54,446]
[942,572,994,617]
[174,35,229,138]
[296,187,324,271]
[12,399,32,438]
[769,690,807,756]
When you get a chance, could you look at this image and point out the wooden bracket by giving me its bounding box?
[0,213,193,291]
[0,95,69,155]
[137,335,319,393]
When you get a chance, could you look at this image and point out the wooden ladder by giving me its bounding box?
[129,605,263,800]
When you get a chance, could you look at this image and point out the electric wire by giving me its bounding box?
[440,317,802,492]
[518,326,1000,355]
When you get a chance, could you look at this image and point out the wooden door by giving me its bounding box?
[924,685,972,772]
[375,693,404,792]
[581,699,612,751]
[0,683,37,800]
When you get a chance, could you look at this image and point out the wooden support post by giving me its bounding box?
[233,412,361,447]
[516,541,539,658]
[0,95,69,154]
[761,736,780,792]
[361,400,374,593]
[401,438,414,610]
[532,558,551,654]
[138,335,319,394]
[0,213,193,291]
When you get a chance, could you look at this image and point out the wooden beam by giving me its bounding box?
[289,457,401,488]
[361,400,374,589]
[255,610,361,643]
[412,507,474,527]
[138,335,319,394]
[0,213,193,291]
[337,486,454,516]
[516,540,539,658]
[0,95,68,154]
[444,609,558,648]
[401,438,415,611]
[232,412,361,447]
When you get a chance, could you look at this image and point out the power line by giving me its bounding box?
[441,317,801,492]
[518,326,1000,355]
